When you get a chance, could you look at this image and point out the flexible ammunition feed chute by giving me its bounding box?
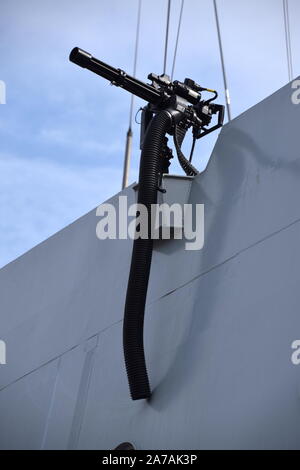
[69,47,224,400]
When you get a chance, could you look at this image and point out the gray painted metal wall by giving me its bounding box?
[0,79,300,449]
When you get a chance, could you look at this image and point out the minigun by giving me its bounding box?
[70,47,225,401]
[70,47,224,175]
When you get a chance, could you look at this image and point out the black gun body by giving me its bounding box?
[70,47,162,105]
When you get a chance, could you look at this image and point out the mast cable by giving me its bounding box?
[163,0,171,74]
[283,0,293,82]
[171,0,185,80]
[213,0,232,122]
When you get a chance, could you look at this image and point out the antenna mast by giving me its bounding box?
[122,0,142,189]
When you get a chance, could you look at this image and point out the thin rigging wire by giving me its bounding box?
[171,0,185,80]
[283,0,293,82]
[213,0,232,122]
[163,0,171,74]
[129,0,142,128]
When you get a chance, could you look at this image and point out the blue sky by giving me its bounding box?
[0,0,299,267]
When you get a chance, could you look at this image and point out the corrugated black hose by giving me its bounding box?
[123,110,172,400]
[174,125,199,176]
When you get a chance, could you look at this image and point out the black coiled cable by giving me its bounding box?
[174,125,199,176]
